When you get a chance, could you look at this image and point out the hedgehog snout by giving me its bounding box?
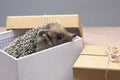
[72,33,76,38]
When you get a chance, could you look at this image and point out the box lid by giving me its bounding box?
[81,45,108,56]
[73,54,120,80]
[73,45,120,70]
[73,54,120,70]
[81,45,120,56]
[6,14,83,37]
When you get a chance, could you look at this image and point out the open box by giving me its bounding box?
[0,14,83,80]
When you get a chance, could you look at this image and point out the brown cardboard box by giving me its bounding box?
[73,45,120,80]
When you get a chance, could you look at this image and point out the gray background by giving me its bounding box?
[0,0,120,27]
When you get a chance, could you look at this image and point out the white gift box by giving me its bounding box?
[0,30,83,80]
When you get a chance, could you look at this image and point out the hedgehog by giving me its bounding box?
[3,22,76,58]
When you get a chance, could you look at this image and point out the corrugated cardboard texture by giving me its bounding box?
[73,45,120,80]
[6,14,83,37]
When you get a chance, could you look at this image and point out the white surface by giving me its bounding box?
[0,30,26,40]
[0,50,18,80]
[0,30,83,80]
[17,36,83,80]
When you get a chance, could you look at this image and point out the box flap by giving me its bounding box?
[6,14,83,37]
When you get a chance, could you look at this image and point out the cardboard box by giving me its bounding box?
[0,14,83,80]
[73,45,120,80]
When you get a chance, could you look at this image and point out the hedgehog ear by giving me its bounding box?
[37,29,49,37]
[55,19,62,25]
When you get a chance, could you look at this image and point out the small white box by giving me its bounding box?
[0,30,83,80]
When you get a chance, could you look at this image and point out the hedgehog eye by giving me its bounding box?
[57,34,63,40]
